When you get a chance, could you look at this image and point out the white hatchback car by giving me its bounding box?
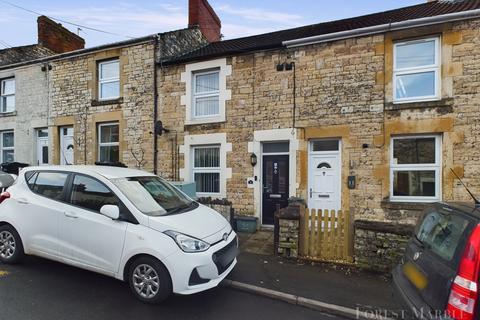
[0,166,237,303]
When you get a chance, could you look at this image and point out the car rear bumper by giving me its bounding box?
[393,266,453,320]
[164,231,238,295]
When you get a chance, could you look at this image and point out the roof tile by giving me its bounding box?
[166,0,480,64]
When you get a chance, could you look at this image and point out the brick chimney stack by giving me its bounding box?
[37,16,85,53]
[189,0,221,42]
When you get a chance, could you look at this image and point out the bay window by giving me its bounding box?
[390,135,441,202]
[192,145,220,195]
[393,37,440,102]
[98,123,119,163]
[0,78,15,113]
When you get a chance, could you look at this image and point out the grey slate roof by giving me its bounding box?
[165,0,480,65]
[0,44,55,67]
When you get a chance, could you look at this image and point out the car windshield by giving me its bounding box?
[111,176,195,216]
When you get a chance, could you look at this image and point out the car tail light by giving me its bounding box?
[447,225,480,320]
[0,191,10,204]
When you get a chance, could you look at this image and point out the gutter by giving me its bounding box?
[283,9,480,48]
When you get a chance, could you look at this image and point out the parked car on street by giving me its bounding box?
[0,166,237,304]
[0,172,15,193]
[393,202,480,320]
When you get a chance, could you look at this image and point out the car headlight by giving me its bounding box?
[164,231,210,253]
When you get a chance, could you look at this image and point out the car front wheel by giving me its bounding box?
[128,256,172,304]
[0,225,24,264]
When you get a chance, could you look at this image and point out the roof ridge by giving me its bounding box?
[206,1,438,45]
[167,0,480,65]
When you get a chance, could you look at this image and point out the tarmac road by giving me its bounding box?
[0,256,347,320]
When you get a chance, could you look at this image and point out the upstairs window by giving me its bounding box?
[192,145,220,195]
[193,69,220,118]
[394,37,440,102]
[98,60,120,100]
[390,135,441,202]
[98,122,119,163]
[0,78,15,113]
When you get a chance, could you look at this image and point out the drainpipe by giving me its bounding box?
[153,35,160,175]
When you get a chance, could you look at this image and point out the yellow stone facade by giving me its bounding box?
[156,19,480,227]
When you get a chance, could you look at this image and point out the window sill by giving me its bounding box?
[91,97,123,106]
[381,200,434,211]
[386,98,453,111]
[0,111,17,117]
[184,119,226,130]
[185,117,225,126]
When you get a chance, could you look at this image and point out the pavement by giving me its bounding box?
[238,230,275,255]
[0,256,346,320]
[232,231,403,319]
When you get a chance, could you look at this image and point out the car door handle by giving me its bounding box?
[64,212,78,219]
[17,198,29,205]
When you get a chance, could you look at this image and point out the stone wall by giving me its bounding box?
[49,41,156,170]
[354,220,413,273]
[157,19,480,223]
[0,63,49,165]
[277,219,299,258]
[156,18,480,269]
[158,33,384,216]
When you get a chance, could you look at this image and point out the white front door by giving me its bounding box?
[308,140,341,211]
[59,126,74,165]
[36,128,49,166]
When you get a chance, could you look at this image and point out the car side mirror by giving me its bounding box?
[100,205,120,220]
[0,174,15,189]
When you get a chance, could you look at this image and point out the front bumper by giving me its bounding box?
[164,230,238,295]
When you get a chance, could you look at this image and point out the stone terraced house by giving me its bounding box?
[0,16,85,166]
[154,0,480,270]
[46,27,208,169]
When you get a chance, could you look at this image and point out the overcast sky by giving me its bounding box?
[0,0,424,48]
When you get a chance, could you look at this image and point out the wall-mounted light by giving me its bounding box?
[250,153,258,167]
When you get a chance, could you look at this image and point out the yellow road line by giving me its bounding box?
[0,270,9,277]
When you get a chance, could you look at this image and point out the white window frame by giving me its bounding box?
[98,60,120,101]
[97,122,119,162]
[0,78,15,113]
[393,37,440,103]
[390,134,442,203]
[191,145,221,196]
[179,133,232,199]
[192,69,220,119]
[181,58,231,125]
[0,131,14,163]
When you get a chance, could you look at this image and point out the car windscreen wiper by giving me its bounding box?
[165,202,198,216]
